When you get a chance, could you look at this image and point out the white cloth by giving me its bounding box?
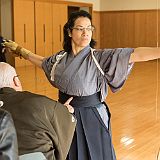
[19,152,46,160]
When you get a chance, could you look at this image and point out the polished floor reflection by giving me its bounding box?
[107,60,160,160]
[16,60,160,160]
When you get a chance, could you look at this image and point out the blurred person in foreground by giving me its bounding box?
[0,62,76,160]
[0,106,18,160]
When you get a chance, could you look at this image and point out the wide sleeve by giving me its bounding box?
[97,48,134,92]
[41,50,65,86]
[42,54,56,82]
[50,102,76,160]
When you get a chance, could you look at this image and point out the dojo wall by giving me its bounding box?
[65,0,158,11]
[66,0,159,48]
[99,0,159,48]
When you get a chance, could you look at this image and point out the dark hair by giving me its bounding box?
[0,36,6,62]
[63,10,96,53]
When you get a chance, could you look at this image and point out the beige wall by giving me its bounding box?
[1,0,12,39]
[65,0,159,11]
[1,0,15,66]
[100,0,159,11]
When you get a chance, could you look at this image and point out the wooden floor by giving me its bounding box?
[16,60,160,160]
[107,60,160,160]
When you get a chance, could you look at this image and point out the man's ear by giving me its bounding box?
[13,76,20,87]
[13,76,22,91]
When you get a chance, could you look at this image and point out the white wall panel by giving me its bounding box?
[100,0,159,11]
[66,0,159,11]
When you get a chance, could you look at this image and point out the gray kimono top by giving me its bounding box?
[42,45,134,102]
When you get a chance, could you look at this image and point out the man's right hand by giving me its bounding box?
[64,97,74,114]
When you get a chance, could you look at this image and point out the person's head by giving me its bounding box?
[63,10,96,53]
[0,62,22,91]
